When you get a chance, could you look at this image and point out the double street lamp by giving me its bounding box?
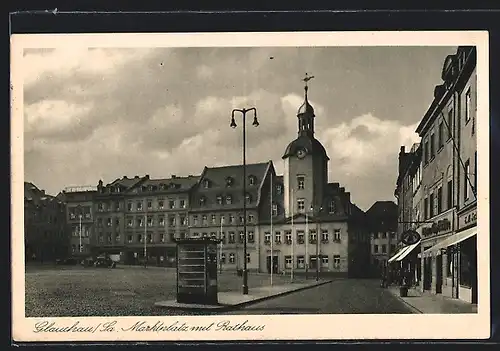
[230,107,259,295]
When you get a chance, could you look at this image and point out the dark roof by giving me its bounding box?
[141,175,200,192]
[297,98,315,116]
[108,176,145,189]
[191,162,271,211]
[24,182,61,205]
[366,201,397,219]
[282,135,329,160]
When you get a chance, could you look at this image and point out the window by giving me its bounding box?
[272,203,278,216]
[160,234,165,243]
[239,231,245,243]
[465,87,471,123]
[180,199,186,208]
[297,199,305,212]
[374,245,379,253]
[147,200,152,210]
[158,200,164,209]
[147,233,153,243]
[333,255,341,269]
[239,215,244,224]
[310,256,318,269]
[127,218,133,227]
[382,245,387,253]
[381,232,387,239]
[137,217,143,227]
[297,256,305,268]
[249,176,256,186]
[107,234,112,243]
[229,232,235,243]
[297,230,305,244]
[437,187,443,214]
[429,192,435,218]
[424,140,429,164]
[137,234,143,243]
[285,231,292,244]
[448,109,453,139]
[202,215,207,225]
[192,215,198,226]
[216,195,223,205]
[203,179,210,188]
[309,230,317,244]
[147,216,153,227]
[107,218,112,227]
[464,159,470,201]
[115,218,120,227]
[220,215,225,224]
[181,215,187,226]
[373,232,379,239]
[438,122,444,148]
[264,232,271,244]
[127,235,133,243]
[275,231,282,243]
[430,132,435,158]
[226,195,232,205]
[329,200,336,214]
[285,256,293,269]
[246,253,251,263]
[229,253,235,264]
[220,253,226,264]
[248,231,255,243]
[169,215,176,226]
[136,201,143,211]
[424,197,429,219]
[297,176,305,190]
[334,229,341,241]
[321,255,329,267]
[321,229,329,242]
[98,202,104,212]
[210,232,217,239]
[391,232,396,239]
[229,214,235,224]
[220,232,226,243]
[169,200,175,209]
[211,214,216,225]
[248,214,254,223]
[390,244,396,253]
[276,184,282,195]
[245,194,251,204]
[115,201,120,211]
[225,177,234,187]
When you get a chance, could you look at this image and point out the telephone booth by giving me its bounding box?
[175,237,220,305]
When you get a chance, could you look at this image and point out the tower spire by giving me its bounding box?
[302,72,315,101]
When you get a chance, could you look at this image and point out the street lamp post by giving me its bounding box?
[230,107,259,295]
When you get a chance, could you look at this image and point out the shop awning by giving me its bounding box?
[394,241,420,262]
[387,247,407,263]
[418,227,477,259]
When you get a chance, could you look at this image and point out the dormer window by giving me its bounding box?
[225,195,232,205]
[276,184,282,195]
[203,179,210,189]
[159,183,166,191]
[245,193,252,204]
[141,185,147,192]
[225,177,234,187]
[329,200,336,214]
[148,185,153,192]
[249,175,256,186]
[216,195,223,205]
[116,186,121,193]
[199,196,206,206]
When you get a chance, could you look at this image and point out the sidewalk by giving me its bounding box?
[388,285,478,314]
[154,279,331,311]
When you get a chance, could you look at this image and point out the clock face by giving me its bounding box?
[297,149,306,159]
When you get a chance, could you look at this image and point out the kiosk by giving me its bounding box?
[175,237,220,305]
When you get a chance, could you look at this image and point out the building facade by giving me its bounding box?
[47,80,371,277]
[397,46,478,304]
[24,182,68,262]
[366,201,398,276]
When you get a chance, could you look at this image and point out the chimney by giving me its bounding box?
[134,176,139,179]
[145,174,150,179]
[172,175,177,179]
[123,176,128,179]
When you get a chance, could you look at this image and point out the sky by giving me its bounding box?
[22,44,458,211]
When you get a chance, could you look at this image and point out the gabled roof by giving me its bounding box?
[366,201,397,218]
[191,161,271,211]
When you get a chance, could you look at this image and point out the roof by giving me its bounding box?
[191,161,271,211]
[24,182,62,206]
[282,135,329,160]
[366,201,397,218]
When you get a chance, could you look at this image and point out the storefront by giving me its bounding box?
[418,210,455,296]
[419,205,477,303]
[387,240,421,286]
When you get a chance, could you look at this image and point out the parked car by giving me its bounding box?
[94,255,117,268]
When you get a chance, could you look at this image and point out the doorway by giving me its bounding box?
[436,254,443,294]
[423,256,432,290]
[266,255,279,274]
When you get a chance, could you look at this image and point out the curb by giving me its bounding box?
[155,279,333,312]
[387,289,423,314]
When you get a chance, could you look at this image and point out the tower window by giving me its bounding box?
[297,199,305,212]
[329,200,336,214]
[203,179,210,188]
[297,176,305,190]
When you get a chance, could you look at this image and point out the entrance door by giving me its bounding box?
[266,255,279,274]
[424,257,432,290]
[436,254,443,294]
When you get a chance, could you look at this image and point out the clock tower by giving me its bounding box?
[282,74,330,217]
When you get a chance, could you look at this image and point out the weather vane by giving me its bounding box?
[302,72,315,89]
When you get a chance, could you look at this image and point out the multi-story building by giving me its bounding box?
[24,182,68,262]
[366,201,398,276]
[58,185,97,257]
[76,79,371,276]
[93,174,199,266]
[408,46,477,304]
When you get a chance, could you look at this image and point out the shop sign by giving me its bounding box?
[401,230,421,245]
[459,207,477,229]
[422,218,451,237]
